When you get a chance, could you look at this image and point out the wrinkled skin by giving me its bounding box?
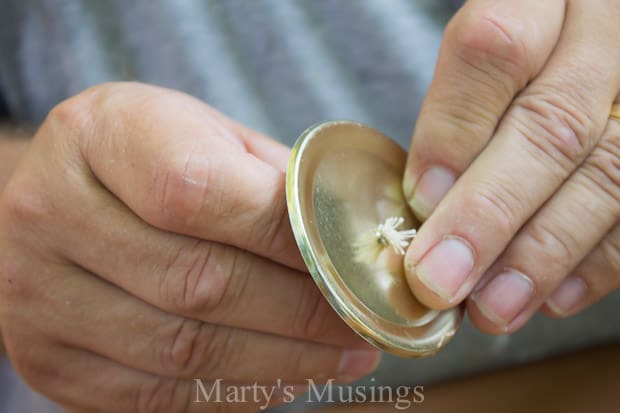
[0,83,380,412]
[403,0,620,334]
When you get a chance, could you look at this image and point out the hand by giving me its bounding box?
[0,130,30,359]
[403,0,620,334]
[0,82,380,412]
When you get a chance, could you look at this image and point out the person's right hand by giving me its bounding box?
[0,82,380,412]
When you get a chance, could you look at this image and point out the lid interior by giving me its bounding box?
[286,121,462,357]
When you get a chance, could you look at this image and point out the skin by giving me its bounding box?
[0,1,619,410]
[0,131,29,192]
[0,132,29,358]
[0,83,380,412]
[403,0,620,334]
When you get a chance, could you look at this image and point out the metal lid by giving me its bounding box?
[286,121,463,357]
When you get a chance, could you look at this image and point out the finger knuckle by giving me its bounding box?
[45,83,131,144]
[448,7,529,79]
[0,171,50,230]
[135,377,185,413]
[47,84,138,180]
[46,89,98,138]
[582,135,620,206]
[466,183,523,238]
[150,150,215,231]
[511,85,598,168]
[160,241,236,316]
[424,97,499,148]
[162,318,210,376]
[525,221,577,270]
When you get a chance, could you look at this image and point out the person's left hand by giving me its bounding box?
[402,0,620,334]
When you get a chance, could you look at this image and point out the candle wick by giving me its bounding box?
[376,216,417,255]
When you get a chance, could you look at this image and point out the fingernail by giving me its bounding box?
[546,276,587,316]
[414,236,474,300]
[403,171,416,200]
[473,269,534,327]
[337,349,381,382]
[407,166,456,220]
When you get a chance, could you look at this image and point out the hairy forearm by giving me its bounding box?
[0,126,31,357]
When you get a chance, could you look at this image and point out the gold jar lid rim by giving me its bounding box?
[286,120,463,358]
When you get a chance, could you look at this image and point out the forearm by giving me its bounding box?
[0,126,31,357]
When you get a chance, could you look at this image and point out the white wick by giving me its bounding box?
[376,216,417,255]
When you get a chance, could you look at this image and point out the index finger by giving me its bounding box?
[52,82,304,270]
[403,0,564,220]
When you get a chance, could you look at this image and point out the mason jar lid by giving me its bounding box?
[286,120,463,357]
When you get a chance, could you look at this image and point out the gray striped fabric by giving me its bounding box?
[1,1,619,412]
[0,0,460,146]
